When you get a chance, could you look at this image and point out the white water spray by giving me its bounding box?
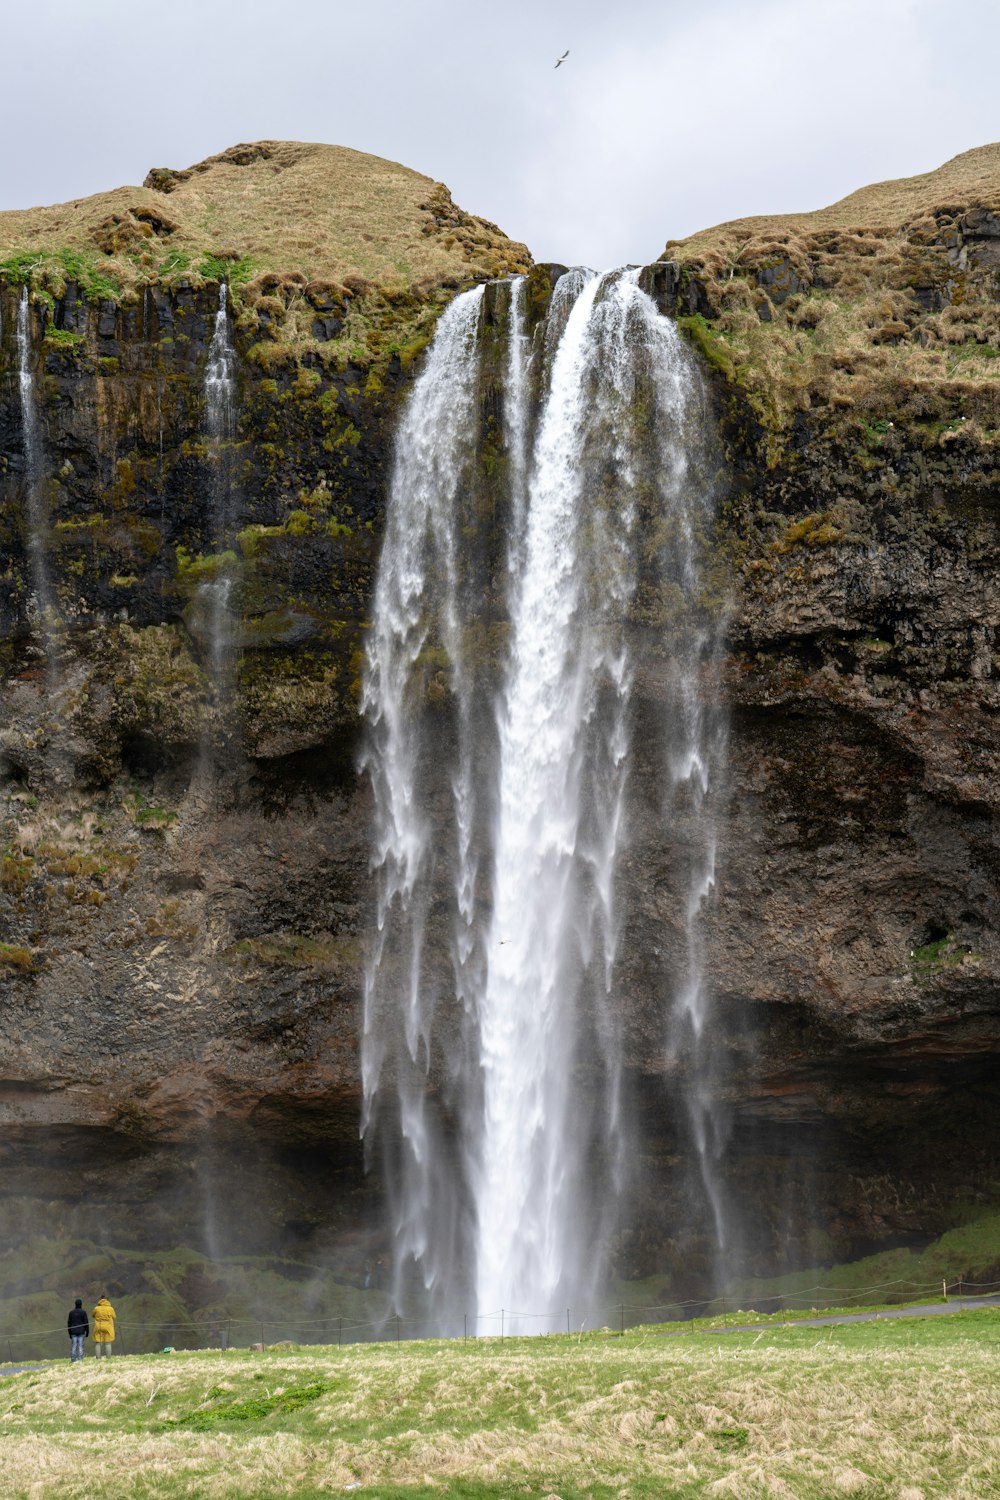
[361,286,487,1312]
[199,284,239,706]
[15,288,56,639]
[206,283,237,450]
[363,269,725,1325]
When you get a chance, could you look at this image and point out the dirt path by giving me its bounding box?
[682,1294,1000,1337]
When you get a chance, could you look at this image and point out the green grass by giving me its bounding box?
[124,791,178,830]
[159,1375,339,1430]
[719,1209,1000,1315]
[0,246,121,302]
[3,1312,1000,1497]
[0,140,531,372]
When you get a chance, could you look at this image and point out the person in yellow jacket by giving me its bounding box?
[92,1296,117,1357]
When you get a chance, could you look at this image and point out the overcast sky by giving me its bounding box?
[3,0,998,268]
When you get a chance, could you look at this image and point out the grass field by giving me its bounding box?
[3,1310,999,1499]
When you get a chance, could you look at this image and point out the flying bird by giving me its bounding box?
[554,49,569,67]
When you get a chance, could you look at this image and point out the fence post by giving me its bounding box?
[566,1308,570,1335]
[395,1315,400,1346]
[620,1303,625,1337]
[501,1309,504,1344]
[7,1338,12,1363]
[260,1322,265,1350]
[721,1293,727,1323]
[338,1318,342,1348]
[463,1313,467,1344]
[943,1278,947,1301]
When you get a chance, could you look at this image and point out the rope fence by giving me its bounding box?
[2,1275,998,1364]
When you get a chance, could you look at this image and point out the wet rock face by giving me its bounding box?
[0,274,395,1259]
[679,397,1000,1275]
[1,267,1000,1285]
[0,277,393,763]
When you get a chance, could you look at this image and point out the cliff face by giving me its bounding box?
[0,145,532,1299]
[633,145,1000,1275]
[1,143,1000,1319]
[0,275,387,1283]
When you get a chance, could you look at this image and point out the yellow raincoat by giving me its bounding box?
[93,1298,117,1344]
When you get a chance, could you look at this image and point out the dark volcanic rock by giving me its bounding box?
[1,229,1000,1293]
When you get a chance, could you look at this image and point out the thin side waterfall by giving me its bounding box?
[196,284,239,733]
[206,283,237,451]
[655,340,731,1284]
[503,276,531,569]
[15,288,56,645]
[363,268,726,1328]
[665,611,729,1269]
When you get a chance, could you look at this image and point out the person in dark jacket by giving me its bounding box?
[67,1298,89,1361]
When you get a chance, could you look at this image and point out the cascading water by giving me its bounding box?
[361,286,488,1314]
[206,283,237,450]
[15,288,56,644]
[199,284,238,699]
[664,538,730,1278]
[475,271,645,1327]
[363,267,727,1328]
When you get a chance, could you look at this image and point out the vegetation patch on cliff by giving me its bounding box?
[0,140,531,369]
[662,143,1000,461]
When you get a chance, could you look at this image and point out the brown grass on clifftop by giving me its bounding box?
[661,143,1000,455]
[0,141,532,368]
[674,143,1000,257]
[0,139,530,298]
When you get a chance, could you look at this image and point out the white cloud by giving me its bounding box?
[2,0,997,268]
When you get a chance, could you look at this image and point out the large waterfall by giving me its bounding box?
[362,268,726,1328]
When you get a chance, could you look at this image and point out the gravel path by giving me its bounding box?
[673,1293,1000,1337]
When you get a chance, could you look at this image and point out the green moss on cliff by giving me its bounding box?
[663,144,1000,462]
[112,625,209,746]
[0,140,531,364]
[233,932,360,969]
[0,942,34,973]
[0,246,121,303]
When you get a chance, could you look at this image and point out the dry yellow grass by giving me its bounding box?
[660,144,1000,449]
[0,140,530,301]
[3,1315,1000,1498]
[673,142,1000,257]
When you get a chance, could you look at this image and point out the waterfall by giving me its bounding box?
[664,529,730,1274]
[206,283,237,451]
[15,288,56,642]
[363,268,725,1326]
[199,284,239,712]
[475,272,638,1325]
[361,285,488,1311]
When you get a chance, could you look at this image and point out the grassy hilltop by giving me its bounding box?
[3,1313,1000,1498]
[662,143,1000,456]
[0,140,532,368]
